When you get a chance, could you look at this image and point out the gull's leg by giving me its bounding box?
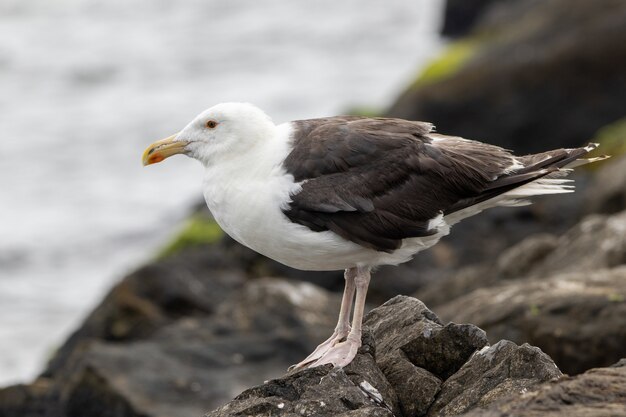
[289,268,357,370]
[311,266,371,368]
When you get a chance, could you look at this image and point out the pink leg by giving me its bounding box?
[310,266,371,368]
[289,268,357,370]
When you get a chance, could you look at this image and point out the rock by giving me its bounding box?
[418,209,626,375]
[441,0,519,38]
[418,206,626,303]
[388,0,626,154]
[460,359,626,416]
[44,246,248,378]
[585,155,626,215]
[0,379,61,417]
[379,353,440,417]
[400,323,489,380]
[0,278,338,417]
[205,296,560,417]
[207,365,395,417]
[528,212,626,278]
[436,267,626,375]
[416,231,565,308]
[429,341,562,416]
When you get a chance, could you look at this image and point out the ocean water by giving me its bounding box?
[0,0,444,385]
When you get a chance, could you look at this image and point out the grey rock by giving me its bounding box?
[44,247,248,378]
[205,296,559,417]
[1,278,338,417]
[401,323,489,380]
[437,267,626,375]
[428,340,562,416]
[460,359,626,417]
[206,348,397,417]
[585,155,626,215]
[527,211,626,278]
[379,352,441,417]
[418,209,626,310]
[441,0,520,38]
[0,379,61,417]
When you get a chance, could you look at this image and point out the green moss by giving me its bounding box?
[345,106,382,118]
[579,117,626,171]
[411,40,480,88]
[607,293,624,303]
[593,117,626,157]
[158,215,223,258]
[529,303,541,317]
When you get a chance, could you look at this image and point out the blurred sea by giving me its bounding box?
[0,0,444,384]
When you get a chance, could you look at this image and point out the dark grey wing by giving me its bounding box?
[281,117,579,252]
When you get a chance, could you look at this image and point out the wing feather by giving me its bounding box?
[281,116,590,252]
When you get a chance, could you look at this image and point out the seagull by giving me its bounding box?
[142,102,606,369]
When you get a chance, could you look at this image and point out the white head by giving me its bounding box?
[142,102,276,166]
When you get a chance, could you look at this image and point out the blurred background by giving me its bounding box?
[0,0,444,386]
[1,0,625,416]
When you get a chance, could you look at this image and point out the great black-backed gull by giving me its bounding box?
[142,102,606,369]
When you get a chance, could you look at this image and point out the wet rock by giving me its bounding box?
[461,359,626,416]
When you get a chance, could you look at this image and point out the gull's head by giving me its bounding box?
[142,102,275,166]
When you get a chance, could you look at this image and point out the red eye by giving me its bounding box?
[206,120,218,129]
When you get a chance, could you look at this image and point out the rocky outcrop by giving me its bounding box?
[0,293,569,417]
[437,267,626,376]
[388,0,626,154]
[585,155,626,215]
[0,276,338,417]
[461,359,626,417]
[207,296,562,417]
[3,178,622,417]
[419,209,626,375]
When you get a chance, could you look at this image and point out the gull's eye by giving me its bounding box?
[206,120,218,129]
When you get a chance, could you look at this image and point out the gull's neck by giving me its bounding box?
[203,122,294,184]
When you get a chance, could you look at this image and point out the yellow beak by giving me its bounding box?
[142,134,190,166]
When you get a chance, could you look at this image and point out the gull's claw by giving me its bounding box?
[309,334,361,368]
[289,328,350,371]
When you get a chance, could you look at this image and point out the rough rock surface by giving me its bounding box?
[437,267,626,376]
[461,359,626,417]
[421,209,626,375]
[0,278,338,417]
[206,296,562,417]
[43,245,248,377]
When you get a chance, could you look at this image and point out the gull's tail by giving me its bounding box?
[445,143,609,225]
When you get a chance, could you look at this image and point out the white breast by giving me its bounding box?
[201,123,448,271]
